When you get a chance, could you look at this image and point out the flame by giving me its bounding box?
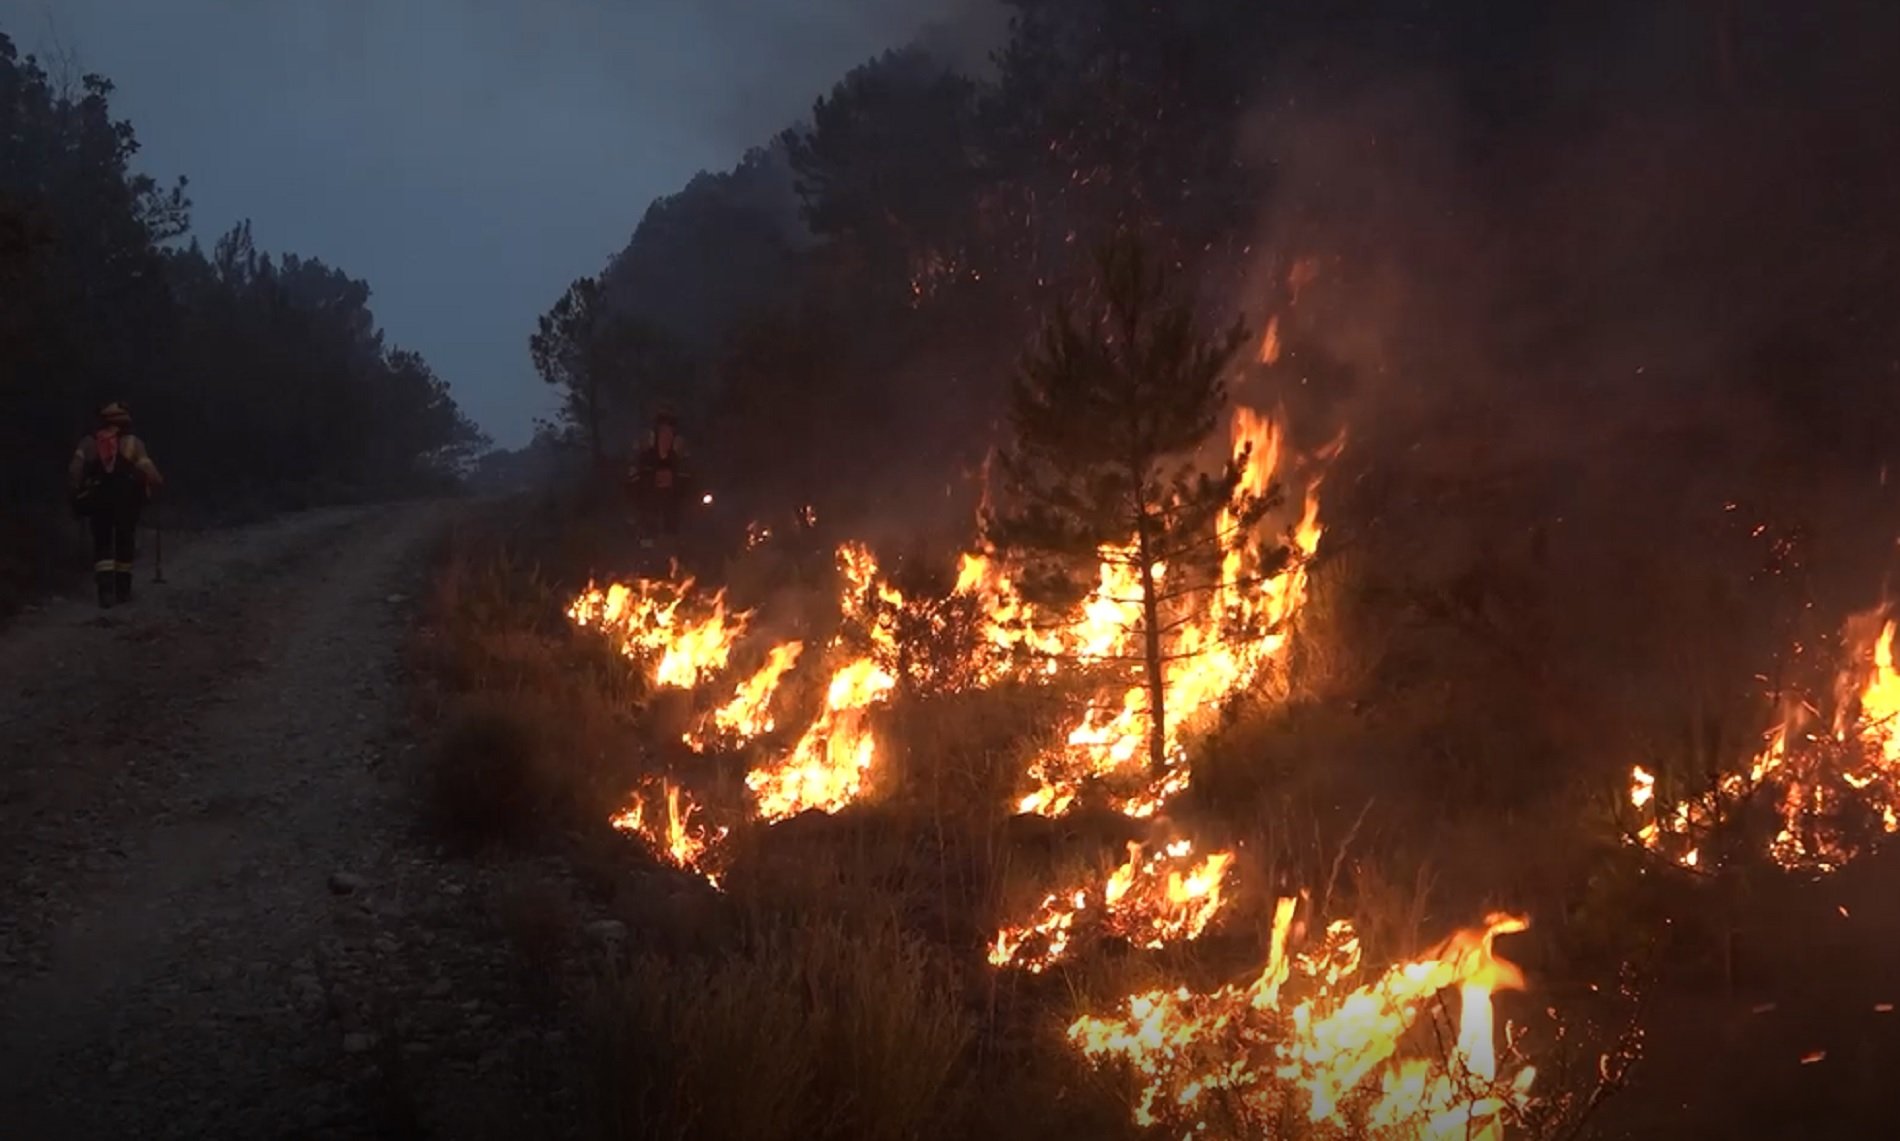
[568,575,747,690]
[1259,314,1283,364]
[550,400,1586,1138]
[989,840,1235,971]
[1068,908,1536,1139]
[1005,407,1331,821]
[609,778,727,885]
[838,540,910,660]
[685,641,804,750]
[1631,602,1900,872]
[572,404,1333,947]
[745,656,897,822]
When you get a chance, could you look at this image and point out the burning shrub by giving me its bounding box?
[844,543,999,696]
[1062,901,1638,1141]
[580,917,972,1141]
[1629,603,1900,873]
[877,586,996,696]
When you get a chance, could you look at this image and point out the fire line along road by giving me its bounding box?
[0,502,573,1140]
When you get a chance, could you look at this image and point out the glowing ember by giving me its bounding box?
[609,778,726,885]
[1068,906,1538,1139]
[685,641,804,751]
[1630,603,1900,872]
[989,840,1235,971]
[568,575,748,690]
[745,656,896,822]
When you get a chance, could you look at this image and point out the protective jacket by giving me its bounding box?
[68,425,163,608]
[69,427,163,515]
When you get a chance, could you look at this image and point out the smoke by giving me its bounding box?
[1213,3,1900,747]
[1235,3,1900,535]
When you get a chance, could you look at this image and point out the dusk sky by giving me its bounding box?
[0,0,1000,447]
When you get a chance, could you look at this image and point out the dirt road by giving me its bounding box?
[0,503,576,1140]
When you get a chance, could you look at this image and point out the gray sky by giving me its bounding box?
[1,0,998,447]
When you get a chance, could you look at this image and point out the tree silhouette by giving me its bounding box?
[984,235,1271,775]
[2,31,483,606]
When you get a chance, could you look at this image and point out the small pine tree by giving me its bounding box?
[983,235,1278,776]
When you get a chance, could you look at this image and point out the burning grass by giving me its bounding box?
[416,409,1667,1139]
[530,406,1647,1138]
[1066,904,1538,1140]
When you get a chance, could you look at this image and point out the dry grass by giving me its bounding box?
[412,509,651,849]
[414,494,1657,1140]
[580,915,974,1141]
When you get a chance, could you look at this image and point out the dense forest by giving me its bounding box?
[0,32,485,605]
[538,0,1900,571]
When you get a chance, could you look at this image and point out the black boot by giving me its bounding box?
[96,570,115,609]
[115,571,133,605]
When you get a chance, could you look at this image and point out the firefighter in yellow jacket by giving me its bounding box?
[68,402,164,608]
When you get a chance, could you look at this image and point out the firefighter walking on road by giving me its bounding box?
[68,401,164,609]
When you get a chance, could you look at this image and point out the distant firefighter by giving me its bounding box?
[68,401,164,608]
[626,407,691,551]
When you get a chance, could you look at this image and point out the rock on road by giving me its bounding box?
[0,502,576,1140]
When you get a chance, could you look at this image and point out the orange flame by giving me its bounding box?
[685,641,805,751]
[989,840,1235,971]
[1007,408,1332,821]
[1631,602,1900,872]
[745,656,896,822]
[1259,314,1283,364]
[609,779,726,886]
[1068,908,1536,1138]
[568,575,748,690]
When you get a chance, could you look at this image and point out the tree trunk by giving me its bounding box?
[1135,513,1169,776]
